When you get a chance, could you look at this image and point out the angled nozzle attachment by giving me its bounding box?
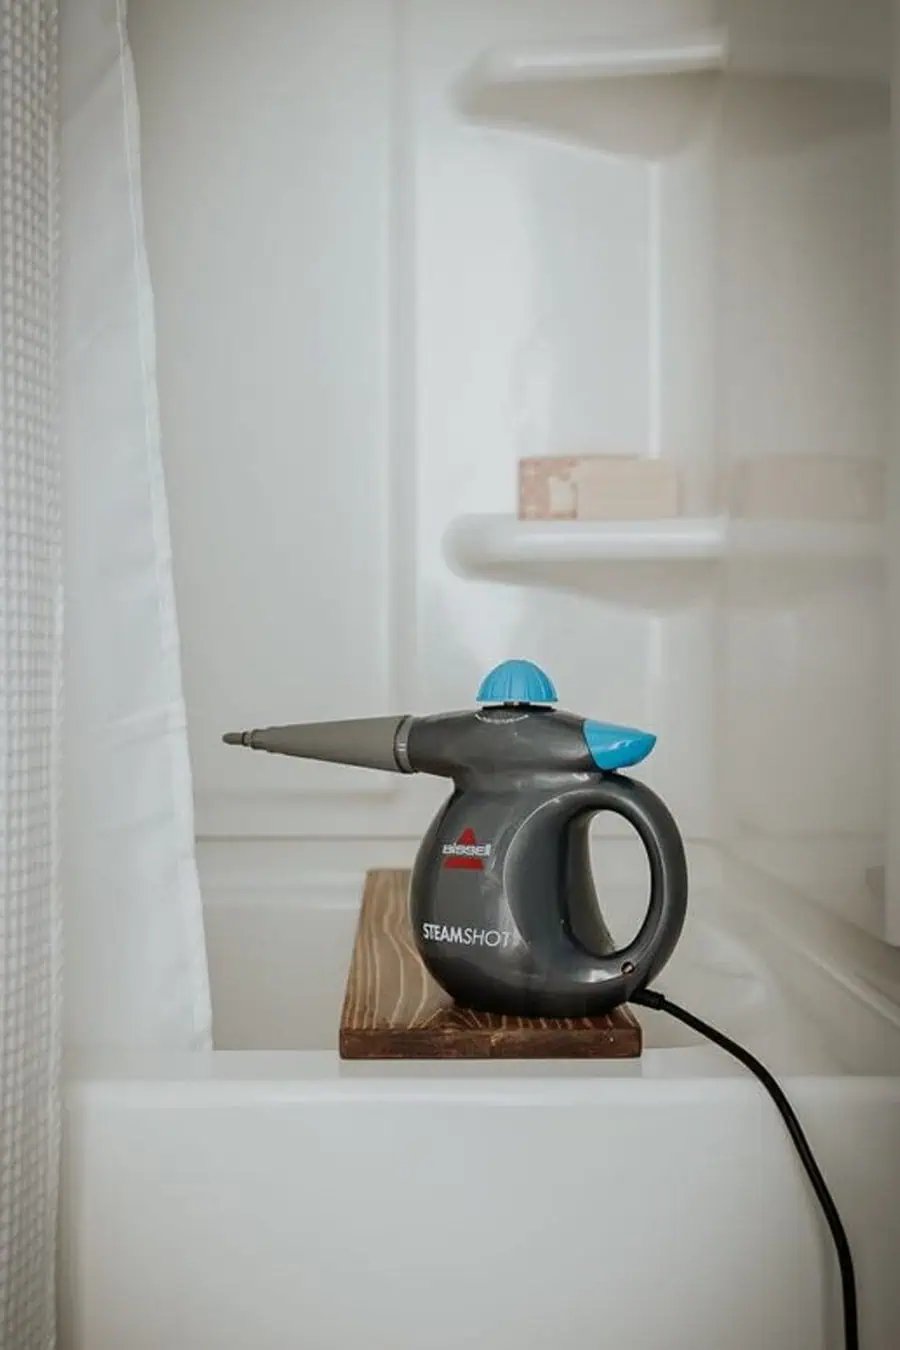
[222,714,415,775]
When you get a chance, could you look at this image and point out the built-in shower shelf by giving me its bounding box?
[447,514,723,567]
[458,28,726,160]
[458,26,889,160]
[444,514,882,607]
[467,30,728,85]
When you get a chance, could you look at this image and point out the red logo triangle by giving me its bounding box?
[442,826,486,870]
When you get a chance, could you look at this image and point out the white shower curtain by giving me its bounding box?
[60,0,211,1050]
[1,6,62,1344]
[1,0,209,1340]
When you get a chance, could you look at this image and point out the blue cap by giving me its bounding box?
[582,720,656,771]
[476,659,558,706]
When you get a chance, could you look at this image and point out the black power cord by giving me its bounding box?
[632,988,858,1350]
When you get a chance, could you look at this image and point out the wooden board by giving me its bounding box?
[339,869,642,1060]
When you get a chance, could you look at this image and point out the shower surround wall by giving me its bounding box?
[715,19,891,945]
[132,0,723,914]
[131,0,892,954]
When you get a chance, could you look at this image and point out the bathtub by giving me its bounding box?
[60,868,900,1350]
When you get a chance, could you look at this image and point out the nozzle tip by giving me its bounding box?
[223,731,249,746]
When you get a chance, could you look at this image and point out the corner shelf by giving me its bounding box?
[447,514,726,566]
[443,514,883,609]
[457,28,727,160]
[456,26,889,161]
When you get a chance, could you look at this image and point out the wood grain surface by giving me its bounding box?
[339,869,642,1060]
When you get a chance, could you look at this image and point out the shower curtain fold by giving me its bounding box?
[60,0,211,1049]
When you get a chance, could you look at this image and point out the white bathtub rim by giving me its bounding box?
[64,1045,900,1111]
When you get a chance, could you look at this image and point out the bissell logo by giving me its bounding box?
[441,827,492,870]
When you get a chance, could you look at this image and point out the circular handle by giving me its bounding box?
[565,774,688,994]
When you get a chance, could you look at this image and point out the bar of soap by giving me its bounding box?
[728,455,882,521]
[518,455,679,521]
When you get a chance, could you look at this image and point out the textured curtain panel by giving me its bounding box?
[0,1,62,1347]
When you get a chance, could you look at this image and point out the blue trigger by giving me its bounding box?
[583,720,656,771]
